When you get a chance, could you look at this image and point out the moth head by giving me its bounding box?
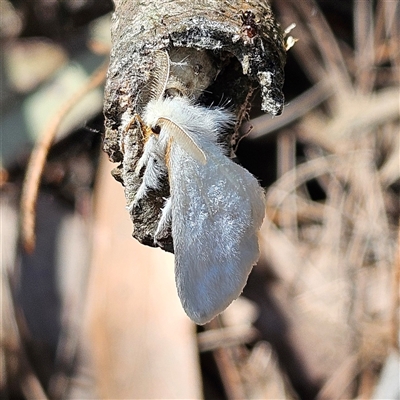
[165,78,190,99]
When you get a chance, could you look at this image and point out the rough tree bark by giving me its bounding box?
[103,0,286,252]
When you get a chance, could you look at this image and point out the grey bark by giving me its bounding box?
[103,0,286,252]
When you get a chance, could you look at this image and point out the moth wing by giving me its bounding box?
[169,144,265,325]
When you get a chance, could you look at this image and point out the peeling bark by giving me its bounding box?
[103,0,286,252]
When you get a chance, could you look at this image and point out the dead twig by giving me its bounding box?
[316,354,358,400]
[197,325,259,352]
[290,0,353,96]
[243,79,332,139]
[207,318,247,400]
[354,0,375,93]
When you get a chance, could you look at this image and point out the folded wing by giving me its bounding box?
[168,139,265,324]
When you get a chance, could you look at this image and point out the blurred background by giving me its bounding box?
[1,0,399,399]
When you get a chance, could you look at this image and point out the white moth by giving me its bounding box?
[132,51,265,325]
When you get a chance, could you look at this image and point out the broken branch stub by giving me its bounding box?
[103,0,286,252]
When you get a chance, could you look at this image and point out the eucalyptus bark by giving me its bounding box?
[103,0,286,252]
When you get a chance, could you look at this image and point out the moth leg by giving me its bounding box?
[154,196,172,243]
[135,135,156,176]
[132,155,166,207]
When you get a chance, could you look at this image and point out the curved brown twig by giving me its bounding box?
[20,59,109,253]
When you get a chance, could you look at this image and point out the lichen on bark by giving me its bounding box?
[103,0,286,252]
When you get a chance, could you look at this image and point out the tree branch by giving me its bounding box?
[103,0,286,251]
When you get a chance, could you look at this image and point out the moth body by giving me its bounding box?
[134,94,265,324]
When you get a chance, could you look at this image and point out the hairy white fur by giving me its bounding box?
[133,95,265,324]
